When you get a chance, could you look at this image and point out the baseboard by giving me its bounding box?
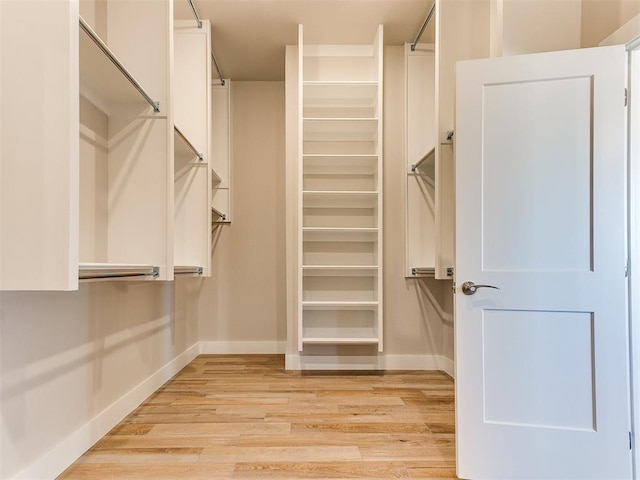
[13,343,200,480]
[285,353,455,376]
[199,341,286,354]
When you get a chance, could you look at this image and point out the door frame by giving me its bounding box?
[601,14,640,478]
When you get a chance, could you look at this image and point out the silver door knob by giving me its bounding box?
[461,281,499,295]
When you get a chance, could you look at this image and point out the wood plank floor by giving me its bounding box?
[58,354,458,479]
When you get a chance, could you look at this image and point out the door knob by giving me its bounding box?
[461,281,499,295]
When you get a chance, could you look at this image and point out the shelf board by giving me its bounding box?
[301,337,379,345]
[303,265,379,277]
[303,191,378,208]
[303,227,378,242]
[303,118,378,142]
[303,301,378,310]
[79,16,159,113]
[304,155,378,175]
[303,82,378,108]
[79,262,159,280]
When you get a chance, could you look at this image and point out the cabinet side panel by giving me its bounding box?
[0,0,79,290]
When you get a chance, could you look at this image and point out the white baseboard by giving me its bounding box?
[285,353,455,377]
[13,343,200,480]
[200,341,286,354]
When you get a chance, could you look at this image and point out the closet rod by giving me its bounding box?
[175,266,204,275]
[79,17,160,112]
[411,2,436,51]
[175,126,204,161]
[411,267,435,276]
[80,272,157,280]
[212,51,226,86]
[187,0,203,28]
[411,146,435,172]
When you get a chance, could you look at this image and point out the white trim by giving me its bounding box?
[199,341,286,354]
[285,353,454,377]
[600,12,640,49]
[12,343,200,480]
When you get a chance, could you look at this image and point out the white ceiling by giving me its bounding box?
[173,0,436,81]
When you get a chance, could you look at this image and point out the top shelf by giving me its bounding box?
[303,82,378,109]
[79,16,160,113]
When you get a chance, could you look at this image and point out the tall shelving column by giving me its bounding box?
[298,25,384,352]
[173,19,212,277]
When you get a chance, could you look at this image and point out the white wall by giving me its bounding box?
[0,280,199,479]
[197,82,287,352]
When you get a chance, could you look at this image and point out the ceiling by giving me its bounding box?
[173,0,436,81]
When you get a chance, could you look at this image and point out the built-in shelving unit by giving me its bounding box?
[297,24,384,352]
[78,2,171,282]
[173,19,212,277]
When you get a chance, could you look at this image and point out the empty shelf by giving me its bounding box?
[303,82,378,108]
[303,265,379,276]
[303,227,378,242]
[303,118,378,142]
[303,191,378,208]
[301,337,379,345]
[303,301,378,310]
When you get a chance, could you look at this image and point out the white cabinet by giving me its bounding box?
[404,0,491,281]
[78,1,171,281]
[1,0,215,289]
[295,25,384,351]
[173,19,212,276]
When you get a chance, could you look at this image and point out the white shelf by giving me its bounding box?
[303,118,378,142]
[303,82,378,110]
[303,154,377,175]
[79,16,158,113]
[303,191,378,208]
[303,227,378,242]
[303,266,378,276]
[301,337,379,345]
[303,301,378,310]
[79,263,158,280]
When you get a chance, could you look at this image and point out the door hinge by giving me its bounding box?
[625,88,628,107]
[626,259,630,278]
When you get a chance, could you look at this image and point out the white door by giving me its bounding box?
[455,45,631,479]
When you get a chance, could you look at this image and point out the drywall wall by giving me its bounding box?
[197,82,287,351]
[0,279,199,479]
[496,0,582,56]
[581,0,640,47]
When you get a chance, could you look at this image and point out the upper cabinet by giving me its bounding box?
[404,0,491,281]
[79,0,172,282]
[1,0,215,290]
[1,1,79,290]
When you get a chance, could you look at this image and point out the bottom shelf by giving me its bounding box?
[301,306,380,347]
[79,263,159,280]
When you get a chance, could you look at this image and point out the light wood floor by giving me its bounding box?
[58,354,458,479]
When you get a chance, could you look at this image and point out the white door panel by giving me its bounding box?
[455,46,630,479]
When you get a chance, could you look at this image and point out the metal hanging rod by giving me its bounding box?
[411,267,436,277]
[187,0,203,28]
[175,266,204,275]
[411,146,435,173]
[79,16,160,112]
[411,2,436,51]
[212,51,225,86]
[174,126,204,161]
